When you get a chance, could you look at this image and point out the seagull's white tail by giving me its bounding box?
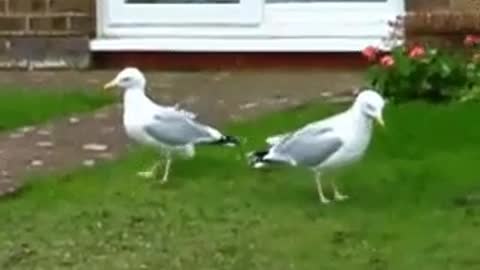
[247,150,270,168]
[212,135,241,147]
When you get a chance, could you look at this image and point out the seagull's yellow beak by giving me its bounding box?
[375,114,385,128]
[103,80,117,90]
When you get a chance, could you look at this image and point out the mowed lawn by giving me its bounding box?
[0,89,114,130]
[1,101,480,270]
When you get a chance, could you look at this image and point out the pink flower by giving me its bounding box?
[464,35,480,46]
[362,46,379,62]
[408,45,426,58]
[380,55,395,67]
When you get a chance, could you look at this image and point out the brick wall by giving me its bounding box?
[0,0,95,69]
[405,0,480,43]
[406,0,450,11]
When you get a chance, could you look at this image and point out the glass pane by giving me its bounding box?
[126,0,239,3]
[267,0,386,2]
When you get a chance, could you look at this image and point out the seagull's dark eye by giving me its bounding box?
[121,77,131,82]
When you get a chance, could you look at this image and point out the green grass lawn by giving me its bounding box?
[0,89,114,130]
[1,102,480,270]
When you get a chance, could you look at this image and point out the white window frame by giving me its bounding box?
[102,0,262,26]
[92,0,405,52]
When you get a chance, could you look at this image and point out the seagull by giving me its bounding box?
[248,90,386,204]
[104,67,240,183]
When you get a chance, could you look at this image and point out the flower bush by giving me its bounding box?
[364,17,480,103]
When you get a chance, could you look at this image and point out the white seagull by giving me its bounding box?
[248,90,386,204]
[104,67,239,183]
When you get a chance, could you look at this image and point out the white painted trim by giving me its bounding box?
[93,0,405,52]
[91,37,384,52]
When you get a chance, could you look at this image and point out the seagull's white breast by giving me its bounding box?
[123,110,158,146]
[122,90,164,148]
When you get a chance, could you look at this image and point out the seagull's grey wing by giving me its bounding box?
[266,122,329,147]
[168,104,197,119]
[270,127,343,167]
[155,103,197,119]
[267,112,343,147]
[144,113,220,146]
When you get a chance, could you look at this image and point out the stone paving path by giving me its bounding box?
[0,69,362,196]
[0,105,126,196]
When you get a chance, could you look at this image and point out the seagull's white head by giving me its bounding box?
[103,67,146,91]
[354,89,386,127]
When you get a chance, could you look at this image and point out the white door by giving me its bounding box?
[102,0,262,28]
[93,0,404,52]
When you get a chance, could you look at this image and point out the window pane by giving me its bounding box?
[126,0,239,3]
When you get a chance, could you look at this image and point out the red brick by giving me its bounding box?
[0,0,6,13]
[451,0,480,11]
[70,16,92,33]
[9,0,47,13]
[29,16,67,31]
[405,11,480,35]
[0,17,26,31]
[49,0,92,13]
[406,0,450,11]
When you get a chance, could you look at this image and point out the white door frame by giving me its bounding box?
[92,0,405,52]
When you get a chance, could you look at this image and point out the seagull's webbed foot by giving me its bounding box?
[159,176,168,184]
[334,192,349,201]
[332,181,349,202]
[319,196,331,204]
[137,161,161,179]
[137,170,156,179]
